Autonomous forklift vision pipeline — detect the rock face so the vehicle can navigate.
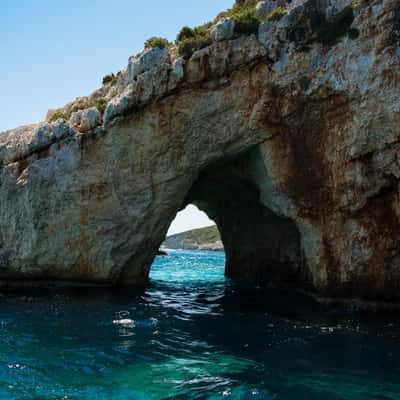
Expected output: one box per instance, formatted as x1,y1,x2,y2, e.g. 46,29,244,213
69,108,101,132
256,0,290,19
1,0,400,305
211,18,236,42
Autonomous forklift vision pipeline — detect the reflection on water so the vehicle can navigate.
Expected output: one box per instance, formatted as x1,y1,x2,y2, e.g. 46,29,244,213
0,250,399,399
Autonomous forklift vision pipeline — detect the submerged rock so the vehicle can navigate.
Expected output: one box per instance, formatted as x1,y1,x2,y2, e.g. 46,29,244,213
0,0,400,307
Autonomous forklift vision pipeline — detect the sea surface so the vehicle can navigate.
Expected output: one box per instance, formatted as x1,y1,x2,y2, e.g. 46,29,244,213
0,250,399,399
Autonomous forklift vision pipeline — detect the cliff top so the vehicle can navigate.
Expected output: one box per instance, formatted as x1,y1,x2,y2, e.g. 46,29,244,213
0,0,372,167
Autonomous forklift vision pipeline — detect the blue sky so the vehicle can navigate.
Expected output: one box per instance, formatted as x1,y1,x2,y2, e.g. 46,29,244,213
168,205,215,235
0,0,232,132
1,0,230,233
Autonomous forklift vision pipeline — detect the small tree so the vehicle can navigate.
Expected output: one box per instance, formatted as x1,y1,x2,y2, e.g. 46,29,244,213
144,37,170,50
102,73,116,85
177,26,196,42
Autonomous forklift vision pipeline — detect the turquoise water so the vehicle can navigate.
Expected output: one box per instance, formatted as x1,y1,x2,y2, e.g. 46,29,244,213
0,250,399,399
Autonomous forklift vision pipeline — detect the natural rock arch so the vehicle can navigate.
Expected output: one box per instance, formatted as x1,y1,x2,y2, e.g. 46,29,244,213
1,0,400,305
183,150,306,286
119,148,308,287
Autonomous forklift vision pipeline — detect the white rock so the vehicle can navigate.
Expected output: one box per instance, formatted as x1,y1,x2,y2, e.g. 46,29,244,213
31,124,52,148
211,18,235,42
128,47,170,82
168,57,186,91
69,107,101,132
104,84,137,123
172,57,185,81
51,119,74,140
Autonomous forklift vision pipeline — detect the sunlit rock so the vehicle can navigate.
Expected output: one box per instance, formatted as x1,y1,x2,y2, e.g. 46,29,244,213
69,107,101,132
128,47,170,82
211,18,235,42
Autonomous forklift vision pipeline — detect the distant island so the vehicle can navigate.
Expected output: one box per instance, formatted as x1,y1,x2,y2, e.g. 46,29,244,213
163,225,223,251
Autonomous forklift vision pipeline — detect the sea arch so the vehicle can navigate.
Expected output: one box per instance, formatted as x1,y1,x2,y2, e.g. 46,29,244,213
1,12,400,304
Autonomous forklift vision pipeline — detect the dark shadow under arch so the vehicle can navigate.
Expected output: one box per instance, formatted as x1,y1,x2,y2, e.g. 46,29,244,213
172,150,309,287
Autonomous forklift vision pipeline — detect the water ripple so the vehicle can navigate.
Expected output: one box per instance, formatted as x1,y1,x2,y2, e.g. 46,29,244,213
0,250,399,399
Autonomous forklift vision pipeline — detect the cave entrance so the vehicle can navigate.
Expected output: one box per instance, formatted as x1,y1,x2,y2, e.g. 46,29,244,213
120,148,307,288
150,204,225,281
165,204,220,249
179,150,306,286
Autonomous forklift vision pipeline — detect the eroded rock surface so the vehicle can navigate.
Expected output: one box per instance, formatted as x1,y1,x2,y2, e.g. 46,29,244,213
1,0,400,306
211,18,236,41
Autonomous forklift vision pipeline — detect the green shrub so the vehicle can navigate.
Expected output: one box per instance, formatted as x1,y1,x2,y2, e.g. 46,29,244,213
176,24,212,58
48,110,69,123
91,98,108,115
216,0,258,20
177,26,196,42
216,0,260,35
267,7,288,22
177,35,212,58
102,71,122,86
144,36,170,50
102,73,116,85
231,8,260,34
175,0,260,58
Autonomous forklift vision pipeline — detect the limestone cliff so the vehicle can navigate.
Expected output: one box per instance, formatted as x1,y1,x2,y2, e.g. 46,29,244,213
1,0,400,306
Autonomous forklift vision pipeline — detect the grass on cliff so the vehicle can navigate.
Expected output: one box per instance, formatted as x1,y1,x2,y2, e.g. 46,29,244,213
217,0,260,35
176,24,213,58
176,0,260,58
49,98,108,123
144,37,171,50
267,6,288,21
102,71,121,86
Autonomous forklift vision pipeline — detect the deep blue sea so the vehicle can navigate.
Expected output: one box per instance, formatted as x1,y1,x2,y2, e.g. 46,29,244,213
0,250,399,399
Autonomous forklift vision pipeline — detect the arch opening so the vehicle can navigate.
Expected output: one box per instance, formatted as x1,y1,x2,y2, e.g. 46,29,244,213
162,204,224,252
167,204,217,238
183,152,306,286
117,149,309,288
139,149,310,289
151,204,226,284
